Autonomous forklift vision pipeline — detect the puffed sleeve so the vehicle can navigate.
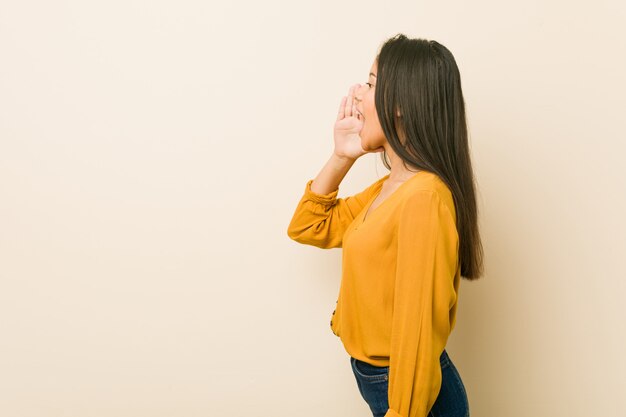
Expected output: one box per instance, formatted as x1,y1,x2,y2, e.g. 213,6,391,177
385,190,459,417
286,177,384,249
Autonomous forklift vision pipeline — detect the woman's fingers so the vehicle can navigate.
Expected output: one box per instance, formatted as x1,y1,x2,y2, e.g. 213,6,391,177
337,96,347,121
352,83,361,119
337,84,361,121
345,85,354,118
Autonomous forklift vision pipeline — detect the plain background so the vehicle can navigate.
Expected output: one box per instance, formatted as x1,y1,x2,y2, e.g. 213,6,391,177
1,1,625,416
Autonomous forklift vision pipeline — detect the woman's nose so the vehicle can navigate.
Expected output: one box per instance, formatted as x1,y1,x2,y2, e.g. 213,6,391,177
354,84,365,102
354,83,363,96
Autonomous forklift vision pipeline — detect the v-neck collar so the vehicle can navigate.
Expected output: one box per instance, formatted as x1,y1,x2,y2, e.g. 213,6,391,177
360,171,425,225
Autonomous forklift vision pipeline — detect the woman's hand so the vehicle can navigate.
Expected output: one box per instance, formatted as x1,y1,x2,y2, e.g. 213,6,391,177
333,84,381,161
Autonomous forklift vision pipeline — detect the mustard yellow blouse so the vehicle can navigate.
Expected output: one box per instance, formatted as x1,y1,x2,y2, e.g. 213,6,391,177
287,171,461,417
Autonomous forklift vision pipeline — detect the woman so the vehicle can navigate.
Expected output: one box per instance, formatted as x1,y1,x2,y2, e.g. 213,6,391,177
287,33,484,417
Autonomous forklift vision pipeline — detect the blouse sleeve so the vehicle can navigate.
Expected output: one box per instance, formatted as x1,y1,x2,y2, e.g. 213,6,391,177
385,190,459,417
286,177,384,249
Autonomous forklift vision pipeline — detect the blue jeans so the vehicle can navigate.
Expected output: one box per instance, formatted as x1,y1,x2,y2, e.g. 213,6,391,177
350,349,469,417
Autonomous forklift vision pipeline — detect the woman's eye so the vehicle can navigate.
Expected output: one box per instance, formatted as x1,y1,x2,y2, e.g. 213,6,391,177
365,82,373,88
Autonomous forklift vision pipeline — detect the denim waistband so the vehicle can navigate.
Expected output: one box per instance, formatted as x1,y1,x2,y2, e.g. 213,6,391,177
354,349,450,369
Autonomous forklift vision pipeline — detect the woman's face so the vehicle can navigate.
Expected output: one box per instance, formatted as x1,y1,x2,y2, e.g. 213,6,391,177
355,59,387,151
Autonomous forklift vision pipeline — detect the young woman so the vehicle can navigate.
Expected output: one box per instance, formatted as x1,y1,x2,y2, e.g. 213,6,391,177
287,33,484,417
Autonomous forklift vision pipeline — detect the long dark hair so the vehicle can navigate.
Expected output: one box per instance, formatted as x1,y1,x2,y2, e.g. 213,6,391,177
375,33,484,281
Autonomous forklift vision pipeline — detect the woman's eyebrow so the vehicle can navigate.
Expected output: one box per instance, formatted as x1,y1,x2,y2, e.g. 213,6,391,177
369,73,377,78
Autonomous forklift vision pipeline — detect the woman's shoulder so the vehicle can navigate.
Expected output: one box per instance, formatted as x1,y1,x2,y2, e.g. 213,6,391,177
402,171,456,217
403,171,452,197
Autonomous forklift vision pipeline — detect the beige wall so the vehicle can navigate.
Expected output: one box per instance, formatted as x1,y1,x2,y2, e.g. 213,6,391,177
1,1,625,416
